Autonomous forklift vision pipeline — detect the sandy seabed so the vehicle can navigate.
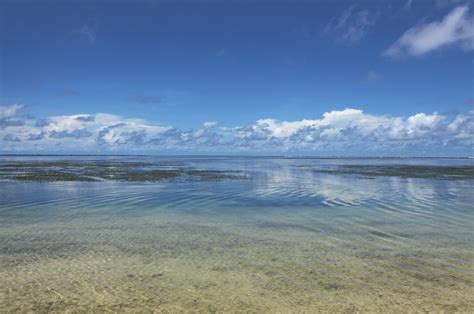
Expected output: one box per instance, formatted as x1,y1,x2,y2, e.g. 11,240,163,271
1,214,473,313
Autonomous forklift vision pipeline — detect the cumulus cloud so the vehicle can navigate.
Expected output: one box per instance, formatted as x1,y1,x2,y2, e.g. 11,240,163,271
50,129,93,139
0,104,472,155
27,131,46,141
447,112,474,139
203,121,219,128
235,109,448,145
325,6,379,44
35,119,50,127
0,104,24,119
3,134,21,142
0,104,25,129
384,5,474,57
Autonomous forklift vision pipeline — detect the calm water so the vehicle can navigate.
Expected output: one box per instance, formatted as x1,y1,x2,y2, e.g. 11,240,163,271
1,156,473,312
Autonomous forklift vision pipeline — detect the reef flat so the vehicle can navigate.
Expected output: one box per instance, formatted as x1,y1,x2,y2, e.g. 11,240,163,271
0,160,249,182
304,164,474,180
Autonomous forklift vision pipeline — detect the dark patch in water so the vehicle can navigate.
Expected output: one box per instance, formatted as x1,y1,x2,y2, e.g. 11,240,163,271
0,160,250,182
308,165,474,180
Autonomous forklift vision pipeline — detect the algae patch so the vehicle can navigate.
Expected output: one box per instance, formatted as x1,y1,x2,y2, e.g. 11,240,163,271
0,160,250,182
306,165,474,180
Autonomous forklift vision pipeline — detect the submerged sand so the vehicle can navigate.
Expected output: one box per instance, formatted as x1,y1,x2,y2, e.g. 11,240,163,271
1,213,473,312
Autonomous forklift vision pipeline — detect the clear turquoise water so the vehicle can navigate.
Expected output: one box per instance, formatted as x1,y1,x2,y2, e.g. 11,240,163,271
1,157,473,312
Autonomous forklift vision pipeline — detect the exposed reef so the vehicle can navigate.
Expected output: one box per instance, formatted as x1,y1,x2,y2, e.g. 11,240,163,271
306,164,474,180
0,160,250,182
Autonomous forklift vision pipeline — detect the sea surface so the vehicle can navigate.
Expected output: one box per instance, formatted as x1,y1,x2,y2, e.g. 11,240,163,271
1,156,473,312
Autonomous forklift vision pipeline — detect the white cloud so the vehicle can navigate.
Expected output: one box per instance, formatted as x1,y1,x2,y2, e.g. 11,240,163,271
384,5,474,57
0,104,24,119
254,118,317,139
325,6,379,44
403,0,413,11
79,18,98,44
242,109,447,143
0,104,26,129
45,114,95,133
364,71,384,83
203,121,219,128
0,104,472,155
447,111,474,139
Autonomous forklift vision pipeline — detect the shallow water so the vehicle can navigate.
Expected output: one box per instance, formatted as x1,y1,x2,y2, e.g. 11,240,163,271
1,156,473,312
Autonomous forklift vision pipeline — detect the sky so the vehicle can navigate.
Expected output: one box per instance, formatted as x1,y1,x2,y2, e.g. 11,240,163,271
0,0,473,156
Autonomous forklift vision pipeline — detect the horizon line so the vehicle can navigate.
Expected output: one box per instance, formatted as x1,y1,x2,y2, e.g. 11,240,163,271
0,154,472,159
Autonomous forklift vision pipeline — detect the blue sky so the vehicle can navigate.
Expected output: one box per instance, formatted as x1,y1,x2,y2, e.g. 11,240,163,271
0,0,473,155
